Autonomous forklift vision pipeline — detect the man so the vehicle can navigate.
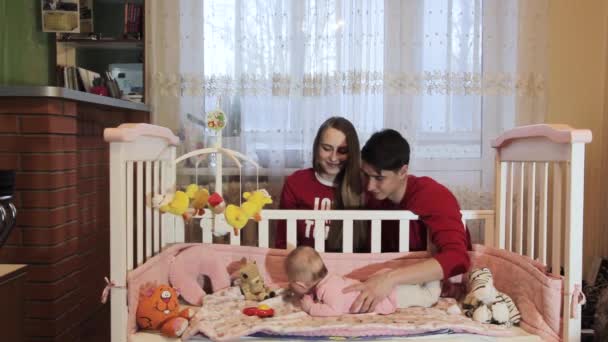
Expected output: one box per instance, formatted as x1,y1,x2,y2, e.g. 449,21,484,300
344,129,471,313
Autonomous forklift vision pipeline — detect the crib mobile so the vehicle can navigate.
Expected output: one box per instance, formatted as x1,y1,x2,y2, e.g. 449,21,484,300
149,108,271,238
151,179,272,236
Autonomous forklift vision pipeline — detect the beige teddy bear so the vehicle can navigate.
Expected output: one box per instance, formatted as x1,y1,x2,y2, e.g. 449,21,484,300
233,258,276,301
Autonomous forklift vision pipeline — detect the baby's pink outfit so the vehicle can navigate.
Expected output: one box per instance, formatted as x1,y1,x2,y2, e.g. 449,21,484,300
306,274,397,316
304,274,441,317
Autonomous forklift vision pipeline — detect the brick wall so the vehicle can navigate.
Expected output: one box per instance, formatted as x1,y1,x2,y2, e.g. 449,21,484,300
0,97,149,341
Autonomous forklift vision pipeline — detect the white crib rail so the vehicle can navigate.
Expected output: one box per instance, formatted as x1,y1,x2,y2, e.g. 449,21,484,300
199,209,495,253
262,210,419,253
105,124,179,342
493,124,592,342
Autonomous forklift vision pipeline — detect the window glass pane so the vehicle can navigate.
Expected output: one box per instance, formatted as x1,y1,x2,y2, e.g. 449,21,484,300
451,95,480,133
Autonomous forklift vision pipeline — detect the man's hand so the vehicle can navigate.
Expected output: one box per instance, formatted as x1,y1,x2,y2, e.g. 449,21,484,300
342,272,394,313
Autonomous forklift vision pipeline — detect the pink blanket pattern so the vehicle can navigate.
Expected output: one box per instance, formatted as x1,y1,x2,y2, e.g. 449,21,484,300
182,287,517,341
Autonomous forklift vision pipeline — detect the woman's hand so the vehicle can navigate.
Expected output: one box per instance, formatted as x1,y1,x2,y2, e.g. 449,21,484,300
342,271,394,313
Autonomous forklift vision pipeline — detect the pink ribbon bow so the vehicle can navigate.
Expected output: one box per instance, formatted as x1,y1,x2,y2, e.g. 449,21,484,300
100,277,126,304
570,284,586,319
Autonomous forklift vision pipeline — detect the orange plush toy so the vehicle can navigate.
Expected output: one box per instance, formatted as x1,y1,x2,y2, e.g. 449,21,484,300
136,283,195,337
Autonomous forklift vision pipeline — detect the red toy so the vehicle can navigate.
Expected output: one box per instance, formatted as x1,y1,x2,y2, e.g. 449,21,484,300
208,192,226,214
243,304,275,318
90,77,109,96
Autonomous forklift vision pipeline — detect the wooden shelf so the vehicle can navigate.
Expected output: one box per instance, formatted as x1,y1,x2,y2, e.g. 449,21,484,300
54,1,146,103
0,86,149,112
56,39,143,50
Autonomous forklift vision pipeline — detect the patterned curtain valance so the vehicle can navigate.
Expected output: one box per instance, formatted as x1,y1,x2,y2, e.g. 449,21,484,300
153,71,545,98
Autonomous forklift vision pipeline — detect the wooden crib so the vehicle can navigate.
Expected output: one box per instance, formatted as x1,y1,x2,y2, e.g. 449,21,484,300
104,123,592,341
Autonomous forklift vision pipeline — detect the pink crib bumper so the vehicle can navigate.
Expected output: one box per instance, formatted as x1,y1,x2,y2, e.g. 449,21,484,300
125,243,562,341
469,245,562,341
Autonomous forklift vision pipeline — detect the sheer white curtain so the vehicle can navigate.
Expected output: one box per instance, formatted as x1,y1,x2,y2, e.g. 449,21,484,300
146,0,548,209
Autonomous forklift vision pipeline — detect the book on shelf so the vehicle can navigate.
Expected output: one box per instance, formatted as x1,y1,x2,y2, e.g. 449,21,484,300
57,65,123,100
77,67,100,92
123,2,143,38
57,65,86,92
61,66,77,90
105,71,122,99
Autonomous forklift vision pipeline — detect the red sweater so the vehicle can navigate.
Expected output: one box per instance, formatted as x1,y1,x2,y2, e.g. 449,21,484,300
366,175,471,279
274,168,334,249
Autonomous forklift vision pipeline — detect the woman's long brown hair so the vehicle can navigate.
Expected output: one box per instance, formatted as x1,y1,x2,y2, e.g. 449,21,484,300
312,117,368,252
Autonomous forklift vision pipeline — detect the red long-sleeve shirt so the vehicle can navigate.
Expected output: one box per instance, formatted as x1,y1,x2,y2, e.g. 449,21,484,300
366,175,471,279
274,168,334,249
274,171,470,278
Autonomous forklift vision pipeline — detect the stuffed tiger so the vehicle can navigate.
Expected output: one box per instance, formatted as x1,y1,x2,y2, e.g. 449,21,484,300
462,267,521,327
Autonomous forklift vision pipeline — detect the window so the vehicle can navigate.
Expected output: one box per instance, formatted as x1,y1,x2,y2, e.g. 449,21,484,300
186,0,545,194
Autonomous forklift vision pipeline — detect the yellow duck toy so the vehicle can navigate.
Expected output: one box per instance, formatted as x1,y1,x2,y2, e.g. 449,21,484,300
241,190,273,222
159,191,190,220
184,184,199,199
224,204,249,235
224,189,272,236
154,184,210,222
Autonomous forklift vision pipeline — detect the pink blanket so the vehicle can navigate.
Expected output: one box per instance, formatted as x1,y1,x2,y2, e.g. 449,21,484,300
181,287,518,341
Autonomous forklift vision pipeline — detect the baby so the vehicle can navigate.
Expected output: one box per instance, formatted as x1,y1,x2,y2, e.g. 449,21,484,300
285,246,441,316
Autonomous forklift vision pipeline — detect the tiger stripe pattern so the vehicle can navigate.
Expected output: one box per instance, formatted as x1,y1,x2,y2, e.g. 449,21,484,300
463,267,521,326
494,292,521,325
469,267,497,303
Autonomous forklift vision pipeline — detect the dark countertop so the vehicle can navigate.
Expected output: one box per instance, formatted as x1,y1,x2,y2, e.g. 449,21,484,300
0,86,149,112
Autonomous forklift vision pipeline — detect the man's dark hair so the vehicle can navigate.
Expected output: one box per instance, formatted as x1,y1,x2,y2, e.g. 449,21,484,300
361,129,410,173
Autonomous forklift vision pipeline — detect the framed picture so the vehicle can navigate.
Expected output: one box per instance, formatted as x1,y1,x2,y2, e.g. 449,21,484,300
41,0,80,33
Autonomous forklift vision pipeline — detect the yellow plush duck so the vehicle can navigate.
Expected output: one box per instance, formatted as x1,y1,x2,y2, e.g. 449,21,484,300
224,204,249,235
159,191,190,220
241,189,273,222
184,184,199,199
224,189,273,235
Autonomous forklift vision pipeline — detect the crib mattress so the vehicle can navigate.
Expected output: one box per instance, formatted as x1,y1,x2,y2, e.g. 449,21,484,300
131,327,540,342
129,297,540,342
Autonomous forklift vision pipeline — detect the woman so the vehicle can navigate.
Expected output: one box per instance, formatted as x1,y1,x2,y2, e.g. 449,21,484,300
274,116,367,252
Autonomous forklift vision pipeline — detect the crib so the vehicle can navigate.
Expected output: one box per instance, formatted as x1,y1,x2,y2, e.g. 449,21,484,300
104,123,592,342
